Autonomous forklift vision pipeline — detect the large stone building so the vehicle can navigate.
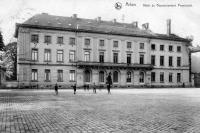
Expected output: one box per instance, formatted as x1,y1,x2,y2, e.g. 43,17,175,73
14,13,192,88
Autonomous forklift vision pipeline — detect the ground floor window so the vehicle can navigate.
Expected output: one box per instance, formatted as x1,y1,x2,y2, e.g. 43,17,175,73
139,72,145,83
44,69,50,81
99,71,104,82
113,71,118,83
160,72,164,83
70,70,75,81
177,73,181,83
57,70,63,82
127,71,131,82
169,73,173,83
84,70,91,82
31,69,38,81
151,72,156,82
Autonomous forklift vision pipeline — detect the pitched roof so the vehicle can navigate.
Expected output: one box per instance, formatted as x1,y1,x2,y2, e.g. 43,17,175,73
15,13,191,42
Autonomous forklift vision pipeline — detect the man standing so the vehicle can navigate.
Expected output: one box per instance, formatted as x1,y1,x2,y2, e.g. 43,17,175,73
55,83,58,95
72,83,77,95
93,83,96,94
106,72,112,94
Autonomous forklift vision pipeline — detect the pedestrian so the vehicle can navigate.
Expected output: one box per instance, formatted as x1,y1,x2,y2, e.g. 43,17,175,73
93,83,96,94
55,83,58,95
72,83,76,94
106,72,112,94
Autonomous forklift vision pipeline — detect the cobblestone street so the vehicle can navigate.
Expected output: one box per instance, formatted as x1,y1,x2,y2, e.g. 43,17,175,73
1,88,200,133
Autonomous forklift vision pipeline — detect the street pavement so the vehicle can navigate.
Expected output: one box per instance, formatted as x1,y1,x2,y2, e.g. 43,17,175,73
0,88,200,133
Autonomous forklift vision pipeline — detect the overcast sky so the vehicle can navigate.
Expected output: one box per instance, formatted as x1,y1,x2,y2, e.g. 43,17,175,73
0,0,200,50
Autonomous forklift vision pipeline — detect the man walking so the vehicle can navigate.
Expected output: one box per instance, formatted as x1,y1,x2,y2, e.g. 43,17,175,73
55,83,58,95
93,83,96,94
72,83,77,95
106,72,112,94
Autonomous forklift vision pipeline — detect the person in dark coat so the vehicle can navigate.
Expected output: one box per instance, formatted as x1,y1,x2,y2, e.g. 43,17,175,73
72,83,77,94
55,83,58,95
93,83,96,94
106,72,112,94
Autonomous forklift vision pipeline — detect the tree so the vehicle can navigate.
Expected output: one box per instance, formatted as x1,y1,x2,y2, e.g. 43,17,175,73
0,31,5,51
3,42,17,80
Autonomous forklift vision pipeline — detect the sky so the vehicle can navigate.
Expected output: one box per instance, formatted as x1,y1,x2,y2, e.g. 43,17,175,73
0,0,200,50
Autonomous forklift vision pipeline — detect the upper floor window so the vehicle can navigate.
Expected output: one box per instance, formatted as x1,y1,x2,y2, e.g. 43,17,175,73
57,37,63,44
44,49,51,62
99,52,104,63
169,56,173,67
84,51,90,62
139,54,144,64
169,45,173,52
177,57,181,67
160,45,164,51
31,69,38,81
69,37,75,45
31,34,39,43
85,38,90,46
69,51,75,62
177,46,181,52
57,50,64,62
127,42,132,49
44,69,51,82
151,55,156,66
113,41,118,48
113,53,118,63
127,54,131,64
140,43,144,49
31,49,38,61
70,70,75,81
151,44,156,50
44,35,51,44
160,56,164,66
99,40,105,47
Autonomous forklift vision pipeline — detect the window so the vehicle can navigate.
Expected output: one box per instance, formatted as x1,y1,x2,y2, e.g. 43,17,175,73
140,43,144,49
99,71,104,82
177,73,181,83
151,44,156,50
113,53,118,63
31,49,38,61
113,71,118,83
85,38,90,46
70,70,75,81
127,71,131,82
160,56,164,66
57,50,64,62
57,37,63,44
169,56,173,67
177,46,181,52
99,52,104,63
84,70,90,82
113,41,118,48
44,35,51,44
44,49,51,62
177,57,181,67
69,37,75,45
69,51,75,62
151,72,156,82
151,55,156,66
31,69,38,81
127,54,131,64
84,51,90,62
139,54,144,64
31,34,39,43
139,72,144,83
160,45,164,51
57,70,63,82
160,72,164,83
169,45,173,52
44,69,50,81
169,73,173,82
127,42,132,48
99,40,104,47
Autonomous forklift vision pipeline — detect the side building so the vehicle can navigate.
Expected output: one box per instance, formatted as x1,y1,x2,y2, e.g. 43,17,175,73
14,13,192,88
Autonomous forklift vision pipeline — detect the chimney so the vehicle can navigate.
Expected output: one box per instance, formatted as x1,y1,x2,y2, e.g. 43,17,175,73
112,19,117,23
142,23,149,30
72,14,77,19
167,19,171,35
97,17,101,22
132,21,138,28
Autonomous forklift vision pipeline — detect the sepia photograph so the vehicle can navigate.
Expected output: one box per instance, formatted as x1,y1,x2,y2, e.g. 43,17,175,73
0,0,200,132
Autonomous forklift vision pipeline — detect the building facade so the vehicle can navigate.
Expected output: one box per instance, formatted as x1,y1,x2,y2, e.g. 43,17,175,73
15,13,192,88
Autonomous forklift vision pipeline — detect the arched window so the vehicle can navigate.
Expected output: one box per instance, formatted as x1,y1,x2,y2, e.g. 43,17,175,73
139,72,145,83
127,71,131,82
113,71,118,83
84,70,90,82
99,71,104,82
